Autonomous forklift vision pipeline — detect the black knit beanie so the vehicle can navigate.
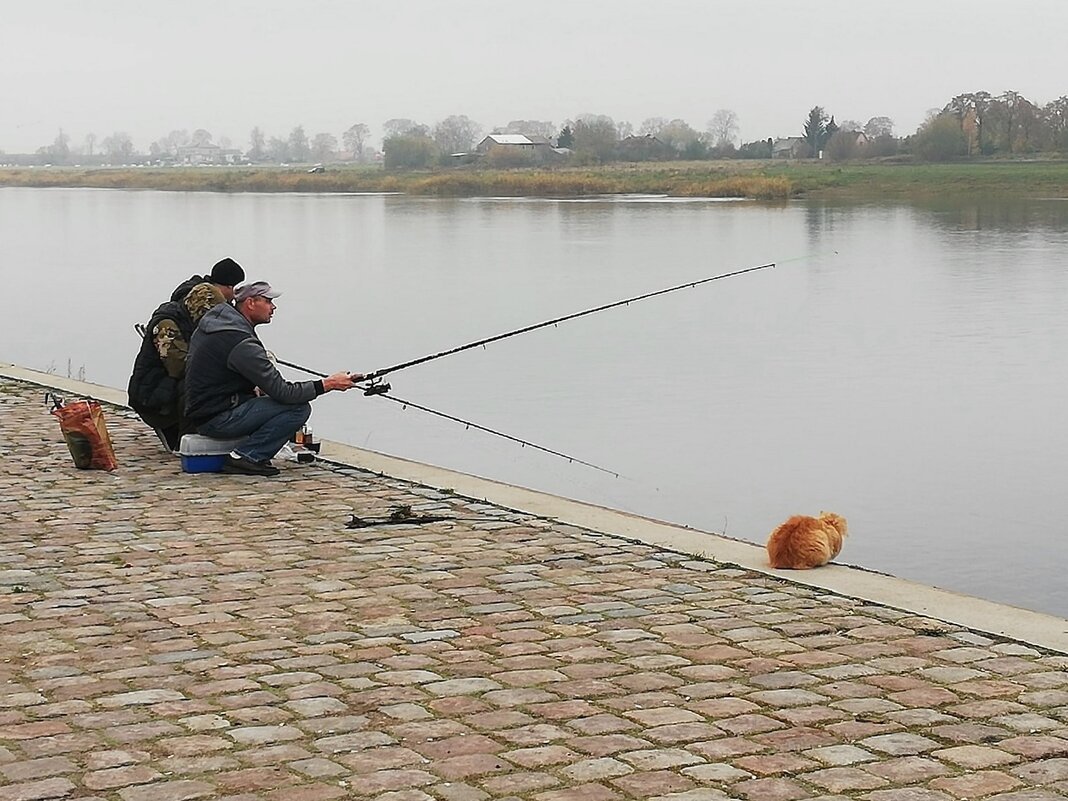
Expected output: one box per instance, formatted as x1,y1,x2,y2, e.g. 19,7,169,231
209,257,245,287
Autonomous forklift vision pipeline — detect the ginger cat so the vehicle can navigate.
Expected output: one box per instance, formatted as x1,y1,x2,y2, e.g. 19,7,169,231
766,512,848,569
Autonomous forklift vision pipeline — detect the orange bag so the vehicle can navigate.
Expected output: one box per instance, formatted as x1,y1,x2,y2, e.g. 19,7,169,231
47,393,119,471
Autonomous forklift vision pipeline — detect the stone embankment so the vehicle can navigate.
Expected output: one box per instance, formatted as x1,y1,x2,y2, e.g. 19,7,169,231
1,371,1066,801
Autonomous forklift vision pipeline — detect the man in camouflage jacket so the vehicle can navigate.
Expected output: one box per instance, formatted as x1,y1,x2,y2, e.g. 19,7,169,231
128,283,226,450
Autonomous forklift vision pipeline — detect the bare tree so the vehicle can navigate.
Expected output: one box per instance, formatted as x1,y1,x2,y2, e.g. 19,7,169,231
84,133,97,157
149,130,188,159
496,120,556,139
863,117,894,137
249,127,266,161
36,130,70,163
311,132,338,162
432,114,482,155
343,123,370,161
51,129,70,161
101,132,135,161
639,117,667,136
162,130,189,155
616,120,634,140
989,90,1038,153
191,129,212,147
288,126,310,162
267,137,289,162
382,118,428,139
824,129,862,161
706,109,739,148
658,119,701,154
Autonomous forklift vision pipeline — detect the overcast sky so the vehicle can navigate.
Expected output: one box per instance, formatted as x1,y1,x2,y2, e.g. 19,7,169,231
4,0,1067,154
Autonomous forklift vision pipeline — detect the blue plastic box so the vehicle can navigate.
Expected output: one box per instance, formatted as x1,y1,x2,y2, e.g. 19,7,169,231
178,434,246,474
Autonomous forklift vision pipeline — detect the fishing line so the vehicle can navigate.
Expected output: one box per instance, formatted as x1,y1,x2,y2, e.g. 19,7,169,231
275,257,786,477
274,357,621,477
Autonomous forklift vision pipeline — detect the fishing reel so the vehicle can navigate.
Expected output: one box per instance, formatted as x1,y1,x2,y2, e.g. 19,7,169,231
363,380,391,396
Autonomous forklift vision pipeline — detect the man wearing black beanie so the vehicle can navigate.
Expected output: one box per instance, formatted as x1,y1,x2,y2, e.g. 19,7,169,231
208,257,245,300
171,257,246,304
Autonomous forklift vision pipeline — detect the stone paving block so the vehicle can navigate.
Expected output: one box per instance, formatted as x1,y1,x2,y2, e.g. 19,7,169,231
0,756,77,782
228,725,304,746
479,771,559,795
1011,757,1068,784
931,744,1020,768
731,776,810,801
265,783,348,801
861,733,942,756
862,790,957,801
804,766,890,792
642,721,725,744
610,769,695,797
929,769,1024,798
431,752,510,781
560,757,633,781
429,782,488,801
116,780,215,801
0,778,77,801
82,765,163,790
998,733,1068,758
648,790,732,801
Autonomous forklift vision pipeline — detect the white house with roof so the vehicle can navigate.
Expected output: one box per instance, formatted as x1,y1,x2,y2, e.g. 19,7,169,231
475,133,567,164
476,134,542,152
176,143,244,165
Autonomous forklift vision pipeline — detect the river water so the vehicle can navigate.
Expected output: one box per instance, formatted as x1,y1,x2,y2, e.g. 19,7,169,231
3,187,1067,617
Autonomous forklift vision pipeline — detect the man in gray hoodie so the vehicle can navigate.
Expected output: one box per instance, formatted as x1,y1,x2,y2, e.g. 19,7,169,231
185,281,360,476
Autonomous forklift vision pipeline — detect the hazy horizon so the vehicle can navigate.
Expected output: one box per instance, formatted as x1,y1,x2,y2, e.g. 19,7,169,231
4,0,1068,154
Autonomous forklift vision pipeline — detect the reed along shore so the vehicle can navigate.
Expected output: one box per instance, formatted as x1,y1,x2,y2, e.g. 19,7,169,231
4,160,1068,200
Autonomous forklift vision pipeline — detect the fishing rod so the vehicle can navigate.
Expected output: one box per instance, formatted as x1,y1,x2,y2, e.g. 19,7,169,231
274,357,620,477
362,261,775,382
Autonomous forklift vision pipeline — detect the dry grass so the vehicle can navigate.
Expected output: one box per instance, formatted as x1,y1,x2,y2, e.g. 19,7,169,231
5,160,1068,200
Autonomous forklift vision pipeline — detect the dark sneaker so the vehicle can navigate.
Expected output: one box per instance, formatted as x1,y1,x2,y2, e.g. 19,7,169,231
221,453,280,476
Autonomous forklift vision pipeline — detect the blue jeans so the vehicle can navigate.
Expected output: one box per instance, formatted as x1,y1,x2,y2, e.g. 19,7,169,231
198,397,311,463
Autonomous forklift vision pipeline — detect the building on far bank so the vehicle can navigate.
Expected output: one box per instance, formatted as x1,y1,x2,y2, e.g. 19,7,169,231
475,134,567,166
772,137,808,158
176,143,245,165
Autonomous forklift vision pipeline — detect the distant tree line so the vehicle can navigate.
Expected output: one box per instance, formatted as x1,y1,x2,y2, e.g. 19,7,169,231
9,90,1068,168
909,91,1068,161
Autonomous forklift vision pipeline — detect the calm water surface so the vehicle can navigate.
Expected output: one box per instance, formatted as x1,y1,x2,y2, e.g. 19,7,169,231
3,187,1067,616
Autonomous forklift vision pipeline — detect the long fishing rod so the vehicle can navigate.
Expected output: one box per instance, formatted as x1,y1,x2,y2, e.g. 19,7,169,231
363,261,775,382
274,357,620,477
275,260,778,475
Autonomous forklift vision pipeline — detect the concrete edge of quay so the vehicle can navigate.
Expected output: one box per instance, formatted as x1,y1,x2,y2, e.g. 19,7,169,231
4,359,1066,656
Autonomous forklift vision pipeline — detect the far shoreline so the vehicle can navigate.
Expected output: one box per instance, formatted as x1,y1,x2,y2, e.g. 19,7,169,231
3,159,1068,201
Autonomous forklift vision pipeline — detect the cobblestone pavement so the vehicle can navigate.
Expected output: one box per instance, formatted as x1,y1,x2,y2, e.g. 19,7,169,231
2,376,1068,801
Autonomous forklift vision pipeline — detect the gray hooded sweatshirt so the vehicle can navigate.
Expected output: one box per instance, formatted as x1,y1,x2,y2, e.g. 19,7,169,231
184,302,324,424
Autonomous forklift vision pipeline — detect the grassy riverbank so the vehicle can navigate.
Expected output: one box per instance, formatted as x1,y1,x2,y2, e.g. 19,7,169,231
3,160,1068,200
